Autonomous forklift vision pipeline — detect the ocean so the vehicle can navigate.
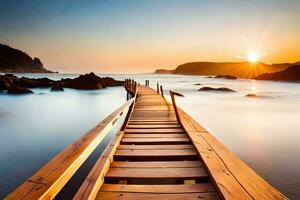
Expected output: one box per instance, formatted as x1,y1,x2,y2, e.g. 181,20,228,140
0,73,299,199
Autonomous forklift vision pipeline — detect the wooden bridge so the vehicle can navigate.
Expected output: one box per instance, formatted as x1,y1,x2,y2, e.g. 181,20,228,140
5,79,288,200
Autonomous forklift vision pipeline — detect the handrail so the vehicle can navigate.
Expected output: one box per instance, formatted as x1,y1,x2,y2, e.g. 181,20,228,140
166,88,287,200
73,85,139,200
5,98,135,200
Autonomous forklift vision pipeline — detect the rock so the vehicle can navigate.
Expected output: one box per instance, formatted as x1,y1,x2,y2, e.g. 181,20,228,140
101,77,124,87
0,73,123,93
198,86,236,92
205,76,213,78
245,93,257,97
194,83,202,85
16,77,53,88
7,85,33,94
255,65,300,81
215,75,237,79
61,72,104,89
0,74,17,90
0,44,52,73
51,85,64,92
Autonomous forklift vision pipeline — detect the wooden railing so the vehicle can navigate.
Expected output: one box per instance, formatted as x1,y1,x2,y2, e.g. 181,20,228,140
73,84,138,200
167,87,287,200
5,85,137,200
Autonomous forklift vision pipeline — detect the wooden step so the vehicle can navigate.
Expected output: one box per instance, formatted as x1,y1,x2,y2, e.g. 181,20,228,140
125,129,185,133
105,167,208,179
118,144,194,150
100,183,216,193
126,124,181,129
111,161,203,168
121,137,190,144
115,149,198,157
123,134,188,138
97,192,220,200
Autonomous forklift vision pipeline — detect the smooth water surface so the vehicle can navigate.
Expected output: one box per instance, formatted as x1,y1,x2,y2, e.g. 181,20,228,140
0,75,126,198
0,73,299,199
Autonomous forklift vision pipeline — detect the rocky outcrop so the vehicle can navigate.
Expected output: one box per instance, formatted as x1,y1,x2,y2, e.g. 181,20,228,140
7,85,33,94
255,65,300,82
0,73,124,94
245,94,257,98
0,44,52,73
51,85,64,92
215,75,237,79
198,86,236,92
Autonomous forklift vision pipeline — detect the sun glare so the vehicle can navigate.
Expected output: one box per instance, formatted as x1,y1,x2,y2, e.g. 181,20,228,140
248,52,259,63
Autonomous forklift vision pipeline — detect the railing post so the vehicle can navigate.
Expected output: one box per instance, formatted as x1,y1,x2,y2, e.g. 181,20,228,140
169,90,181,125
160,85,164,97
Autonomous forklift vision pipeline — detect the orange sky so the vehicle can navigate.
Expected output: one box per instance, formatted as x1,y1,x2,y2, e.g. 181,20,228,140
1,1,300,73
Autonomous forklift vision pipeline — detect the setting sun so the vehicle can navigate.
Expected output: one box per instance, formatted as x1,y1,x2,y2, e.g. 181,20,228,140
248,52,259,63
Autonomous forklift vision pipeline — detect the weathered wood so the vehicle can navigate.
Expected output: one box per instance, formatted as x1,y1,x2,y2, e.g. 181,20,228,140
100,183,216,193
125,128,185,133
121,137,190,143
96,192,220,200
177,106,288,200
123,134,188,138
111,161,203,168
5,99,135,200
115,149,197,157
105,167,208,179
118,144,194,150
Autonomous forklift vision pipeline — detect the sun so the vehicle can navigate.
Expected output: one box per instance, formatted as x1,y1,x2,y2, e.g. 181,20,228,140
247,52,259,63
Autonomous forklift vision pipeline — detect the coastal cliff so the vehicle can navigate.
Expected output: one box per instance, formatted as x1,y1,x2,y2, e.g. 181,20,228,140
255,65,300,81
154,61,298,78
0,44,52,73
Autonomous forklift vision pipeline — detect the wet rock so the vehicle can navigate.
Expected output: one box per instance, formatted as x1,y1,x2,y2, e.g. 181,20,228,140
245,93,257,97
198,86,236,92
51,85,64,92
7,85,33,94
215,75,237,79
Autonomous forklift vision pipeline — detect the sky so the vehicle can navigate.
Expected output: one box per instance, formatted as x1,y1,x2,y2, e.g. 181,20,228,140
0,0,300,73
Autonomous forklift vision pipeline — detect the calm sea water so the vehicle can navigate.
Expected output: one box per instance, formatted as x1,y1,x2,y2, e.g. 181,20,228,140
0,73,299,199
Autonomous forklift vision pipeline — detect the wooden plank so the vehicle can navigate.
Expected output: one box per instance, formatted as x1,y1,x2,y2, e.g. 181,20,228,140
177,101,288,199
100,183,216,193
118,144,194,150
125,128,185,133
121,137,190,143
115,149,197,157
111,161,203,168
96,192,220,200
5,99,135,200
126,124,181,129
105,167,208,179
123,134,188,138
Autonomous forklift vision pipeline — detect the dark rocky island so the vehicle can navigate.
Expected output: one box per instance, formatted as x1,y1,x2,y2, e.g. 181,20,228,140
154,61,300,78
0,44,52,73
255,65,300,82
198,86,236,92
215,75,237,79
0,73,123,94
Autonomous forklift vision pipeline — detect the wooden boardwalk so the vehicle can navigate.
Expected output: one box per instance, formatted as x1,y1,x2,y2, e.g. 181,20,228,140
5,80,288,200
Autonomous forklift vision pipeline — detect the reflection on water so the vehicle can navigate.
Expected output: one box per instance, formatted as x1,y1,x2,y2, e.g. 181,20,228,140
0,83,126,198
0,73,299,198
